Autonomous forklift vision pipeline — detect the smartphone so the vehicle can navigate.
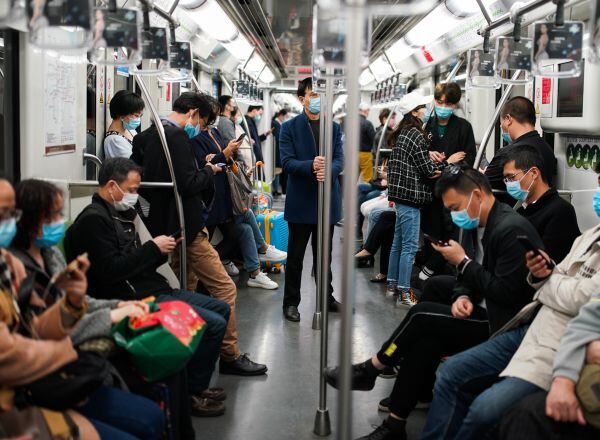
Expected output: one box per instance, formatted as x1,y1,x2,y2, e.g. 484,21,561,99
45,253,88,300
424,233,449,247
170,229,183,240
516,235,555,269
236,133,246,142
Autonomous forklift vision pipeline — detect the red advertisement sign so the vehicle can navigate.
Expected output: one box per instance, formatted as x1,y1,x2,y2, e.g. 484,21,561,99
542,78,552,104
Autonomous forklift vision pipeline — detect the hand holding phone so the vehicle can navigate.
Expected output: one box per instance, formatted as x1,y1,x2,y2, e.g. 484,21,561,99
236,133,246,142
424,233,449,247
170,229,182,240
516,235,555,269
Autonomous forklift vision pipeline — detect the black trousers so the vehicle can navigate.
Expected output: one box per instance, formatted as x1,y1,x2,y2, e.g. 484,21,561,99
499,392,600,440
283,222,335,308
376,278,489,418
363,210,395,275
420,197,458,273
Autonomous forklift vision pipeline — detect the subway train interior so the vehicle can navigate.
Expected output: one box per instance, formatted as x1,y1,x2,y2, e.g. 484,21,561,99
1,0,600,439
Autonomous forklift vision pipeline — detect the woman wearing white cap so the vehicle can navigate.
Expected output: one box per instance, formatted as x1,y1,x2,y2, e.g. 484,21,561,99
385,91,463,307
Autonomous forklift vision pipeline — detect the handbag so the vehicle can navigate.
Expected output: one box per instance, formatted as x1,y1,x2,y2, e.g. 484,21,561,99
227,161,254,215
0,406,79,439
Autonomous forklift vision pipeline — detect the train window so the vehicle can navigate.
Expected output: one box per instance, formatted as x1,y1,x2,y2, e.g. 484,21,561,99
557,61,585,118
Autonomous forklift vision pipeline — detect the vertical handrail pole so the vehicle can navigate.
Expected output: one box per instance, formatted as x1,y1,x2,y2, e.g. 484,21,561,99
444,55,464,83
312,82,329,331
191,75,201,92
338,1,365,438
313,67,334,436
134,74,187,283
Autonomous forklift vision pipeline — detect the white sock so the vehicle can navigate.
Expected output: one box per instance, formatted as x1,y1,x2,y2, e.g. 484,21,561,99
418,267,434,281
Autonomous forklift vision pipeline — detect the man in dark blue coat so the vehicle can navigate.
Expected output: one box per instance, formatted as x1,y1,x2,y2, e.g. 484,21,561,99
279,77,344,322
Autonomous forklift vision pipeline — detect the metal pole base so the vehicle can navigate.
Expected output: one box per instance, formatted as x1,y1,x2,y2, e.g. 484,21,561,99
313,408,331,436
312,312,322,330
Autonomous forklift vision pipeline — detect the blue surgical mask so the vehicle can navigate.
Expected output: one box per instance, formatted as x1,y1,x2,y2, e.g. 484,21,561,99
502,131,512,143
422,111,430,124
451,192,481,230
34,219,66,249
308,97,321,115
593,188,600,218
434,106,453,120
254,114,262,122
505,169,534,201
0,218,17,248
122,117,141,131
184,122,200,139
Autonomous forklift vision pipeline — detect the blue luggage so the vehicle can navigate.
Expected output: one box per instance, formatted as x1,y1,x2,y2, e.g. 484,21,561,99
256,210,288,271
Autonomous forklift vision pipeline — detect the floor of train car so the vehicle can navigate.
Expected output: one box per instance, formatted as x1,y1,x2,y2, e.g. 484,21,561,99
197,199,427,439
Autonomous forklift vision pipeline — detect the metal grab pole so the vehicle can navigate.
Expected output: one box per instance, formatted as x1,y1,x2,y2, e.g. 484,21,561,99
445,55,464,83
134,74,187,284
314,69,335,437
338,2,364,439
473,70,522,170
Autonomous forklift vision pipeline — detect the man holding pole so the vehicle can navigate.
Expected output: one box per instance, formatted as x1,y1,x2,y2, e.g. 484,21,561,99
279,77,344,322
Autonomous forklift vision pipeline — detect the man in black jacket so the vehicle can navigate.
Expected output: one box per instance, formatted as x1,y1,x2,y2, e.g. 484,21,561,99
65,158,229,416
244,105,272,164
325,167,544,440
419,82,477,283
358,102,376,182
131,92,267,376
485,96,557,190
502,145,580,262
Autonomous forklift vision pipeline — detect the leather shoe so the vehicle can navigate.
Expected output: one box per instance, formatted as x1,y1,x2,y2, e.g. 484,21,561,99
325,361,378,391
220,353,267,376
328,299,342,313
283,305,300,322
200,387,226,401
190,396,225,417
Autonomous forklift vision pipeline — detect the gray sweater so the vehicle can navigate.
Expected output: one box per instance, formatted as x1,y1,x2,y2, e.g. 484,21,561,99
553,293,600,382
217,116,236,145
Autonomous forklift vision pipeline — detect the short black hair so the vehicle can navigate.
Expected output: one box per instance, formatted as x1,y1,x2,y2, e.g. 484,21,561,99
501,96,536,126
278,109,288,117
196,93,219,125
247,105,263,113
14,179,62,250
434,82,461,105
435,165,492,198
378,108,391,124
218,95,233,113
173,91,204,114
109,90,145,119
297,77,312,97
502,145,548,183
98,158,142,186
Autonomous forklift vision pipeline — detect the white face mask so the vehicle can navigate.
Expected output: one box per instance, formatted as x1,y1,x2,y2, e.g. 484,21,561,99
112,183,139,211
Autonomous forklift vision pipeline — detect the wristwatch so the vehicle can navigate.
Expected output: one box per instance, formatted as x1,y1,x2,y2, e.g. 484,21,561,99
456,256,472,274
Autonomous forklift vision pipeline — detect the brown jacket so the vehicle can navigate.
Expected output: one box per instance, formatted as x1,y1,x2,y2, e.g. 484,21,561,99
0,300,78,387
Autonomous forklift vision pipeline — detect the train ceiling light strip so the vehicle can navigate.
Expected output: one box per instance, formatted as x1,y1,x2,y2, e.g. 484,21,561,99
185,0,239,43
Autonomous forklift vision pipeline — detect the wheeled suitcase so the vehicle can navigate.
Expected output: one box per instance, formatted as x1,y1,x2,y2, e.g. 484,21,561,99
251,161,272,214
256,210,288,272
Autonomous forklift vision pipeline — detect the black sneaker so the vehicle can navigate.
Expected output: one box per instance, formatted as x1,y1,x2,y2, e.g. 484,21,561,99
378,396,390,412
379,366,396,379
219,353,267,376
325,361,378,391
355,419,406,440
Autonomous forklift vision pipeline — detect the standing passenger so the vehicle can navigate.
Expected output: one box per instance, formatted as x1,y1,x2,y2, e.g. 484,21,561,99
358,102,376,183
280,77,344,322
244,105,273,164
217,95,237,145
272,109,288,196
102,90,145,160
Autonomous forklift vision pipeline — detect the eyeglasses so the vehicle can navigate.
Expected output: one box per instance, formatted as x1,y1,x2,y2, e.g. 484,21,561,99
503,169,530,183
0,209,22,222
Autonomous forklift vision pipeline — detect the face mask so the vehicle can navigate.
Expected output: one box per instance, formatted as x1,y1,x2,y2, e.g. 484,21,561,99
0,218,17,248
422,111,430,124
236,116,244,125
593,187,600,218
122,117,141,131
505,169,535,201
435,106,453,120
451,192,482,230
254,114,262,122
34,219,65,249
111,183,139,211
308,97,321,115
184,121,200,139
502,131,512,143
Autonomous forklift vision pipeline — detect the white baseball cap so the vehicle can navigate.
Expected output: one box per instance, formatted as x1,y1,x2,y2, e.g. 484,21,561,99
397,91,432,116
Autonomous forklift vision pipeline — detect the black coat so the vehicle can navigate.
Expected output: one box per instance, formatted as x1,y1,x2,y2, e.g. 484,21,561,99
454,201,545,333
131,120,215,242
359,115,375,152
517,188,580,263
425,114,477,167
244,116,265,163
64,194,173,301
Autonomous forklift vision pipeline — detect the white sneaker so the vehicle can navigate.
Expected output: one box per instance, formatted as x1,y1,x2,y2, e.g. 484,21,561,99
223,260,239,276
258,245,287,263
247,271,279,290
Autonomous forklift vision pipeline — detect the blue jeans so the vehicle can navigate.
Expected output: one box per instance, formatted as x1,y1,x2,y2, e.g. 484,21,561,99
386,203,420,291
234,210,266,272
79,386,165,439
366,206,392,236
157,289,229,395
421,325,540,440
357,183,382,234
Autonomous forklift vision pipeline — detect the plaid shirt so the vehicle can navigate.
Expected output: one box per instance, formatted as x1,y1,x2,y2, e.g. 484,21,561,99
387,127,443,207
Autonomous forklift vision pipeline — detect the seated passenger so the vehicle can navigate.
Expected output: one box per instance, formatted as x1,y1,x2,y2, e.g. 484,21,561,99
485,96,557,190
64,158,232,417
499,293,600,439
325,167,542,440
502,145,580,262
0,178,164,439
355,209,395,282
103,90,145,160
356,162,388,241
421,163,600,439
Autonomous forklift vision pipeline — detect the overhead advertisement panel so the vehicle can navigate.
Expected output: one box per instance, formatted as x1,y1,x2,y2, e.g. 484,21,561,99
271,0,313,71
